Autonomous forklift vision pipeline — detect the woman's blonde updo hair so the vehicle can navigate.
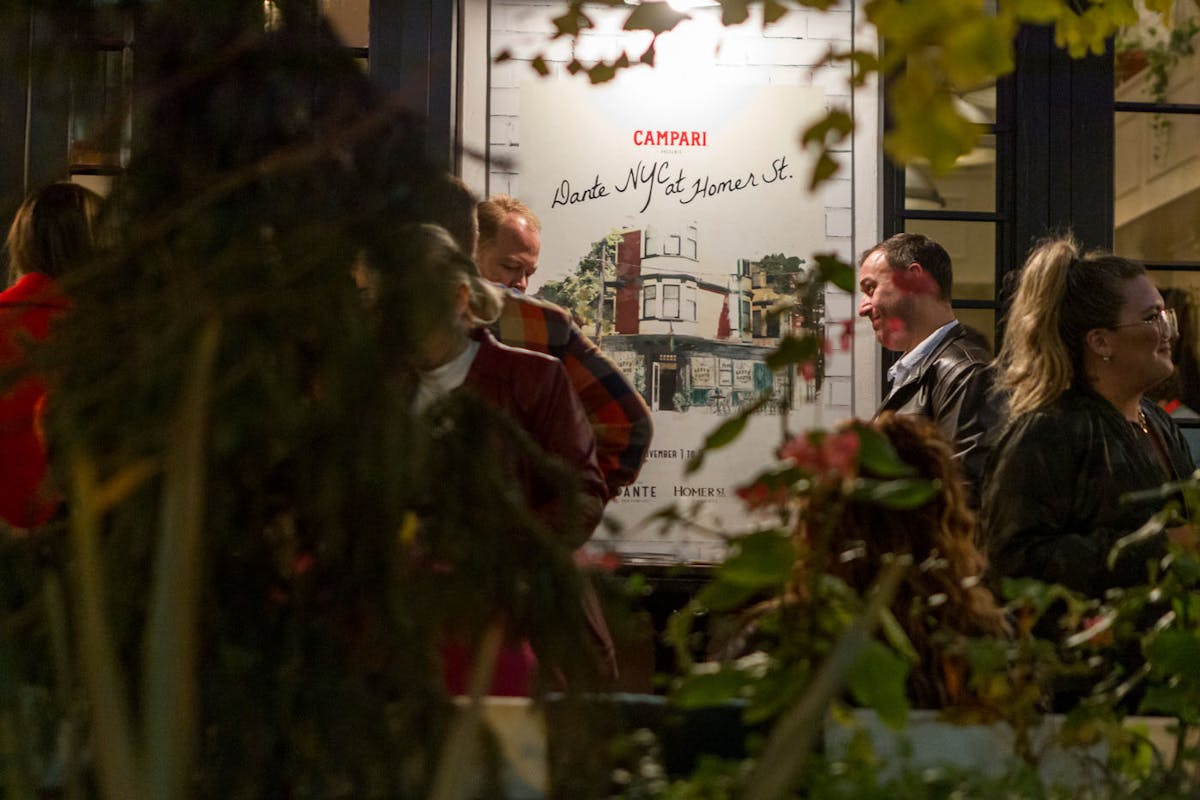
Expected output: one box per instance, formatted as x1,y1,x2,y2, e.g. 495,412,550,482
997,236,1145,417
6,181,102,285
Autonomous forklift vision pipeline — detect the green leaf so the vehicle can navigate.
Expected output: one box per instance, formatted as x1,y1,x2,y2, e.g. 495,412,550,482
765,334,819,372
848,477,937,509
854,426,914,479
943,17,1015,87
1146,629,1200,678
1138,684,1197,720
809,150,841,189
552,10,591,38
494,49,513,63
847,639,910,727
999,577,1084,616
695,578,762,613
640,42,657,66
763,0,788,25
885,67,980,172
588,61,617,84
801,110,855,147
1012,0,1064,25
672,667,754,709
1169,549,1200,587
720,0,750,26
718,531,796,589
877,607,919,663
813,253,855,292
531,56,550,76
623,1,689,34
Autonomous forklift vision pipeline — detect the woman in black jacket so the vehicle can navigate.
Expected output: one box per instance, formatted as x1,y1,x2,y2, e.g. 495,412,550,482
980,236,1195,598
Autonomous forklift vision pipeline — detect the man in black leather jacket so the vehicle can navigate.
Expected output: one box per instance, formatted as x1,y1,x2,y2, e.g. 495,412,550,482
858,233,1004,506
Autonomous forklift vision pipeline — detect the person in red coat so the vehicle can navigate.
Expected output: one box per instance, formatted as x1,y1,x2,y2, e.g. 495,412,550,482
358,224,610,695
0,182,100,529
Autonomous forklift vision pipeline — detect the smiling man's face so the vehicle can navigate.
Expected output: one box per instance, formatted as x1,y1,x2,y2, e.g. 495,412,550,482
857,250,917,352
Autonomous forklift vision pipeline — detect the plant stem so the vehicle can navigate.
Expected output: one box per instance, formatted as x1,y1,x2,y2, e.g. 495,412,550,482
142,316,221,800
742,555,911,800
428,618,506,800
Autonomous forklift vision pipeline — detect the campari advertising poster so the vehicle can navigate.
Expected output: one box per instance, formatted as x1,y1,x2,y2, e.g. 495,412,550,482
519,78,827,561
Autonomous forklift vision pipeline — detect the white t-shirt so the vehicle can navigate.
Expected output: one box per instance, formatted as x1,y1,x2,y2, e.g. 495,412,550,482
413,339,480,414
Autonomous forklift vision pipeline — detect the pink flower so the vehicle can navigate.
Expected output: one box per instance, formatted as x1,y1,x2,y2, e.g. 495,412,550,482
735,481,791,510
821,430,860,476
574,549,622,573
779,433,821,470
839,320,853,351
800,361,817,382
778,429,861,482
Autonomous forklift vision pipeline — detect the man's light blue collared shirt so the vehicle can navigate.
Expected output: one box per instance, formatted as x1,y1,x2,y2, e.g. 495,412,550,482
886,319,958,388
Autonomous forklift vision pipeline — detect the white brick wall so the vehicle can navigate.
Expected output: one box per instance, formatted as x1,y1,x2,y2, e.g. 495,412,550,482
488,1,862,266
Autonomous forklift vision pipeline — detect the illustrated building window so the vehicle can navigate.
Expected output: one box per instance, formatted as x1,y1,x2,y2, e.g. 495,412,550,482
643,228,656,257
718,358,733,387
663,284,681,319
684,284,697,321
686,225,698,259
666,233,681,256
741,298,752,334
643,283,657,318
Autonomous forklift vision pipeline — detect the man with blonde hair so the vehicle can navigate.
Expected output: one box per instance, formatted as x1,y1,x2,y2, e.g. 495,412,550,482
470,193,652,499
476,194,541,292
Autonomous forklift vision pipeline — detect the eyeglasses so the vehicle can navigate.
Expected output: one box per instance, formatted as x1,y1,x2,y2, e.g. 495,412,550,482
1111,307,1179,341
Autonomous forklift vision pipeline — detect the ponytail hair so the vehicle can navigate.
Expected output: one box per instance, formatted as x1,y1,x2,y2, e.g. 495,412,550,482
997,236,1144,416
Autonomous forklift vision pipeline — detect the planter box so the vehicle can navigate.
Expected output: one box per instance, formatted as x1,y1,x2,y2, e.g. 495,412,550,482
823,708,1191,790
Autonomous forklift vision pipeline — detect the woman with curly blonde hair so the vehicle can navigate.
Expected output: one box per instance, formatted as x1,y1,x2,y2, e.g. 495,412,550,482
818,413,1009,707
720,413,1008,708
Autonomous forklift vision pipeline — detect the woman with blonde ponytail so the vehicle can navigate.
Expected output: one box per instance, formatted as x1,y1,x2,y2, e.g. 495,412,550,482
980,236,1196,597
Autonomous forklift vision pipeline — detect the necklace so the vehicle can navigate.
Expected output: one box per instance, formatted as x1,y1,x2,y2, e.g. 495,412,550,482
1136,410,1150,435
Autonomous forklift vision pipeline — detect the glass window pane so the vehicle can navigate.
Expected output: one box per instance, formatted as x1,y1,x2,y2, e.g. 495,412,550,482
322,0,370,49
643,284,656,317
902,219,995,301
69,47,132,169
905,135,995,213
1116,110,1200,262
1115,3,1200,262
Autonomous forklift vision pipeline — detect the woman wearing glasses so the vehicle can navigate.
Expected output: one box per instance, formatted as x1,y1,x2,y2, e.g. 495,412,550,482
980,236,1195,598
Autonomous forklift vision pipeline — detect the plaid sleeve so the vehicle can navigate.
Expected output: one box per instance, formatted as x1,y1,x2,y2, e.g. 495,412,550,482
492,293,653,494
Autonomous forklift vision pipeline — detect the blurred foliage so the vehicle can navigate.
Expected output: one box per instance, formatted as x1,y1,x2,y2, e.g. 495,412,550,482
518,0,1187,186
0,1,611,798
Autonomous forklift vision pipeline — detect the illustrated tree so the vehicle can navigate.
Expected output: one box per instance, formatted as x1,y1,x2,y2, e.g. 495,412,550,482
536,233,620,335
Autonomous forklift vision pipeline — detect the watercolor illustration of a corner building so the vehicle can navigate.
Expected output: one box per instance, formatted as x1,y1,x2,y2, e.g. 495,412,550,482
537,222,824,416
